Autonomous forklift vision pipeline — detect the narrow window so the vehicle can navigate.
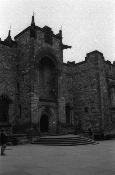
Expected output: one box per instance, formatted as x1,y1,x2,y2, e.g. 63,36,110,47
84,107,88,113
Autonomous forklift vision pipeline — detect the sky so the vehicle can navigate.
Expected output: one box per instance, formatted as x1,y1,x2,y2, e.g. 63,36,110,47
0,0,115,63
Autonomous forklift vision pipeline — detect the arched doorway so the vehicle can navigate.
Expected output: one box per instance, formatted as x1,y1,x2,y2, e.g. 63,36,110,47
0,94,12,122
40,114,49,132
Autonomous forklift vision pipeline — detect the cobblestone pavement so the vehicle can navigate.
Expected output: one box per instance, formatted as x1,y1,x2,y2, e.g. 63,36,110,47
0,140,115,175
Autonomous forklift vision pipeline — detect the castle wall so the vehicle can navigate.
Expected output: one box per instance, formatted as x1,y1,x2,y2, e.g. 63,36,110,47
72,53,102,131
14,30,32,127
97,53,111,132
0,20,114,135
0,44,16,125
63,63,74,125
104,61,115,130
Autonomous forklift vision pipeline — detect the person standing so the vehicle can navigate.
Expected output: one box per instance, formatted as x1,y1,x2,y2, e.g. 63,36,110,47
0,128,7,156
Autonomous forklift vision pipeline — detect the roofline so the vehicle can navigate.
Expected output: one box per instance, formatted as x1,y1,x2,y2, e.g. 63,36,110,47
86,50,103,57
14,25,61,40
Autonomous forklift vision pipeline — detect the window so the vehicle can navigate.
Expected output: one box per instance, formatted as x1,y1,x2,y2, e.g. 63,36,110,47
84,107,88,113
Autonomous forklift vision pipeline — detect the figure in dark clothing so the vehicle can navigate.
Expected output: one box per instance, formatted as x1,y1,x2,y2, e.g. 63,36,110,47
0,128,7,155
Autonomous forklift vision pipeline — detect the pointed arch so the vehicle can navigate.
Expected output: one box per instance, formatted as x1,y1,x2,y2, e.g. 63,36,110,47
35,47,62,72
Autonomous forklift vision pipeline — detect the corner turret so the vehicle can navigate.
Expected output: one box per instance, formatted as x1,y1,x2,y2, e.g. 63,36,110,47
30,13,36,38
31,13,35,26
2,29,16,47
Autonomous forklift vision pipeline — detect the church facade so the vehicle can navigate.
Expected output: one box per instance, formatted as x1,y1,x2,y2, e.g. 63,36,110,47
0,16,115,135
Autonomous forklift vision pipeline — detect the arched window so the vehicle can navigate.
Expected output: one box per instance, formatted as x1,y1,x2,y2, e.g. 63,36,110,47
39,57,58,100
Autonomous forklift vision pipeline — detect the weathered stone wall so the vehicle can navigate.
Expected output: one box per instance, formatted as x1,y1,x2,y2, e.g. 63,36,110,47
15,30,32,127
63,51,113,133
73,52,102,131
104,61,115,129
0,21,114,135
63,63,74,125
0,44,16,124
97,53,111,132
15,26,64,132
33,27,64,130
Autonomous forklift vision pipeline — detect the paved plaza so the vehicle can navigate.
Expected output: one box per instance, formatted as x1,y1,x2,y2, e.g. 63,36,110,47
0,140,115,175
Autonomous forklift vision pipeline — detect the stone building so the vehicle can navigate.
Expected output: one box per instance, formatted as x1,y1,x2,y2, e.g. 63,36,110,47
0,15,115,135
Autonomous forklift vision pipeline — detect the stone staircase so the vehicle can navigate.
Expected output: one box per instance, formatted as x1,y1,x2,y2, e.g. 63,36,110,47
32,134,97,146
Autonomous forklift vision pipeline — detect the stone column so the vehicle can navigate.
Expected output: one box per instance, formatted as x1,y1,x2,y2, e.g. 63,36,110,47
30,92,39,124
58,97,66,124
58,75,66,125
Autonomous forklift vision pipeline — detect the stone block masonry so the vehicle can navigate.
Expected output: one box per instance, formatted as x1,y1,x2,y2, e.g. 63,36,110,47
0,16,114,135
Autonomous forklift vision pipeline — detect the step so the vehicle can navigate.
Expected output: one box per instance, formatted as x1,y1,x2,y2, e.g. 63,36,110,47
38,138,94,142
32,134,96,146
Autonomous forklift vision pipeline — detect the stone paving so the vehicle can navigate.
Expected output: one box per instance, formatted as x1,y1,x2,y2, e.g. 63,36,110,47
0,140,115,175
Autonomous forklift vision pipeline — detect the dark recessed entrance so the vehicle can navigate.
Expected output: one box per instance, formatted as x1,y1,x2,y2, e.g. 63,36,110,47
0,94,11,122
66,105,71,125
40,114,49,132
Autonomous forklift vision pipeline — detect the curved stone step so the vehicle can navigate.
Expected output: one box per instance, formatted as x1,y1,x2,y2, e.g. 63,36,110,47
32,134,97,146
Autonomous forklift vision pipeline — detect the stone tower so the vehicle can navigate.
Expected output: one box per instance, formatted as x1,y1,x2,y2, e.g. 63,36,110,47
13,15,71,133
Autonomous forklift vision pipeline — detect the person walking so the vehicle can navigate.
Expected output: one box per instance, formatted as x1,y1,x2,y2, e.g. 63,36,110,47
0,128,7,156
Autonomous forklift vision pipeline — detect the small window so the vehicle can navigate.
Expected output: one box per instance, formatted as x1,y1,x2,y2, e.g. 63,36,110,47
17,82,19,90
84,107,88,113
